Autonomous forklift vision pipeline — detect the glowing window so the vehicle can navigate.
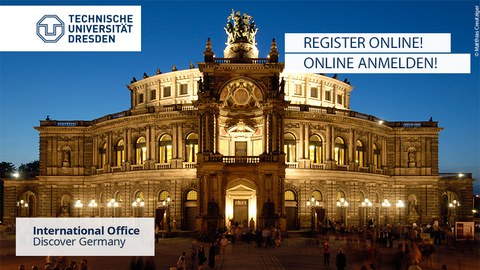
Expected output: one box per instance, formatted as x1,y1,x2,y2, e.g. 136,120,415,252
285,190,296,201
158,191,170,201
309,135,323,164
312,190,322,201
159,134,172,163
186,190,197,201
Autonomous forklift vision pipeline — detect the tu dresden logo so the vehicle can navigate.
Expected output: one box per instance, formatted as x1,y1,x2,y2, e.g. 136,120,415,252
37,15,65,43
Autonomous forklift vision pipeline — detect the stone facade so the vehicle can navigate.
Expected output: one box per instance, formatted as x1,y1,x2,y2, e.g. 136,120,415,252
2,11,474,232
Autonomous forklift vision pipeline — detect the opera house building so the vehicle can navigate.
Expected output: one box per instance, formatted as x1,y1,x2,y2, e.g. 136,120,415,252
3,11,474,233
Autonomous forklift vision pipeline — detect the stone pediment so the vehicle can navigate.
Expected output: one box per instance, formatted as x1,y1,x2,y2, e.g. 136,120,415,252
228,184,255,192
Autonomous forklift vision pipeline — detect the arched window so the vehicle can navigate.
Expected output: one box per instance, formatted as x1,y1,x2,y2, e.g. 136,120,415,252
134,191,145,201
159,134,173,163
309,135,323,164
312,190,323,201
115,140,125,167
334,137,347,165
99,142,107,168
132,191,145,217
355,140,365,167
158,190,170,202
373,143,381,168
337,191,346,200
185,133,198,163
284,133,296,162
135,137,147,165
285,190,296,201
186,190,197,201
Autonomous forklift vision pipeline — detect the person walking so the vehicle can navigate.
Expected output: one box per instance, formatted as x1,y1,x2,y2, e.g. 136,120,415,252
220,235,228,261
190,240,198,269
198,242,207,270
323,241,331,268
208,242,216,270
177,251,187,270
407,260,423,270
335,248,347,270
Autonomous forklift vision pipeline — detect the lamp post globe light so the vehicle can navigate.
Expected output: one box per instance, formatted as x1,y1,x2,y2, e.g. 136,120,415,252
74,199,83,217
162,196,173,231
336,198,349,225
88,199,98,217
107,198,119,217
17,199,29,217
132,198,145,217
448,199,460,224
307,196,320,232
361,198,373,226
396,199,405,224
381,199,391,225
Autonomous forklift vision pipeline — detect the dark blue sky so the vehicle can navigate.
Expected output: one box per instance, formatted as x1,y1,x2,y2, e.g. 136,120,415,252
0,1,478,192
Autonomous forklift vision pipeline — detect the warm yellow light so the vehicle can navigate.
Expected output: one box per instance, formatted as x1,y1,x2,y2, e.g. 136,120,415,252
396,199,405,208
74,199,83,208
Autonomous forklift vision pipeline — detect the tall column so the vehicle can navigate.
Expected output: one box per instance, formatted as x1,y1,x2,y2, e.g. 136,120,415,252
304,124,310,159
127,128,133,164
326,125,332,161
273,110,279,153
150,125,156,161
263,114,268,153
172,124,178,159
178,124,183,159
146,125,151,160
215,111,220,153
93,136,98,168
349,129,355,165
107,132,112,166
199,112,204,153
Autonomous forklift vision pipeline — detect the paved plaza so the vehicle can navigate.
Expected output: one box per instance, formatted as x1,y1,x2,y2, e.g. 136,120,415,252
1,232,479,270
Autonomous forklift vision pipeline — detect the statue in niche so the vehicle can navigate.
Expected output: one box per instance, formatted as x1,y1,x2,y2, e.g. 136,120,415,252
407,199,419,223
62,150,70,167
408,148,416,167
207,198,220,217
262,198,275,218
60,200,71,217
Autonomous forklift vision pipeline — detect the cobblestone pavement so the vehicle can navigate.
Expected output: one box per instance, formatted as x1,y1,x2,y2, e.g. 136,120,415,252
1,232,479,270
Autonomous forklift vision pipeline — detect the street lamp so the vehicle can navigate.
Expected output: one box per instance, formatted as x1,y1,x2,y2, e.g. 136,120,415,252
107,198,119,217
361,198,373,226
74,199,83,217
306,195,320,232
336,198,349,225
381,199,391,225
132,198,145,217
448,199,460,224
396,199,405,224
16,200,29,217
88,199,98,217
162,196,173,231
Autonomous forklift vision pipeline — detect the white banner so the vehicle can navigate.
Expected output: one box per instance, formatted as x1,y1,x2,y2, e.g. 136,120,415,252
285,33,451,53
285,53,471,74
0,6,141,51
16,218,154,256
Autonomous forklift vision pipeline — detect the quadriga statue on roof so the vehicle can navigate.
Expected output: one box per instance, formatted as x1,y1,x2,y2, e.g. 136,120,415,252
223,9,259,59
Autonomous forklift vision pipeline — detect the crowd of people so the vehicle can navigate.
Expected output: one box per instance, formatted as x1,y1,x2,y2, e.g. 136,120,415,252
17,257,89,270
15,220,462,270
315,218,456,270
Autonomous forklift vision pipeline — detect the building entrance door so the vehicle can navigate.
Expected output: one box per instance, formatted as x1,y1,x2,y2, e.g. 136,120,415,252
234,199,248,225
225,179,257,230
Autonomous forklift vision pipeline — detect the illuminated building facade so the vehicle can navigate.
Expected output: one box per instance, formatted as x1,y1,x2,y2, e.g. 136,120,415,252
3,11,474,232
